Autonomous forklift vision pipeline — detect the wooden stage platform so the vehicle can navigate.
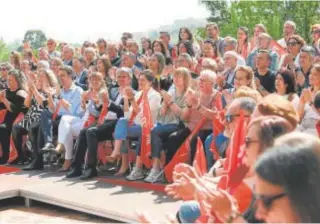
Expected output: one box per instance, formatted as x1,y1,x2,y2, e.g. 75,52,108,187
0,165,181,223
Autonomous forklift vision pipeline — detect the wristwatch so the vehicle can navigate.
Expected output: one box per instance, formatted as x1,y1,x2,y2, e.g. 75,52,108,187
226,210,242,223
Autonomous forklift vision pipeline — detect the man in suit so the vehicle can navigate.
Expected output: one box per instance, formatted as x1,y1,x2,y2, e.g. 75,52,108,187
73,56,88,90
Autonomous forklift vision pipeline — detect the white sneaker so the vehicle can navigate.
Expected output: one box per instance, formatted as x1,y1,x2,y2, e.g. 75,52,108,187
126,166,144,181
144,168,163,183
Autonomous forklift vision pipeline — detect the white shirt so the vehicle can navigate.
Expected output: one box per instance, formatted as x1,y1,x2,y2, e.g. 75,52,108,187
277,38,287,49
125,88,161,125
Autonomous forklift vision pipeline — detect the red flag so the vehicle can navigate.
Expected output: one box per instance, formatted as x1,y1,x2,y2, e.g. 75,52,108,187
8,113,25,163
210,92,225,160
270,40,286,57
218,111,247,191
128,94,143,126
316,121,320,137
83,114,96,128
164,117,207,182
52,100,63,121
97,104,108,125
0,110,6,124
140,91,153,168
193,137,207,176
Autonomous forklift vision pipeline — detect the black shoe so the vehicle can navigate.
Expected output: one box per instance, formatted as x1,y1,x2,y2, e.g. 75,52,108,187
40,143,56,154
80,167,98,180
66,167,82,178
22,157,44,170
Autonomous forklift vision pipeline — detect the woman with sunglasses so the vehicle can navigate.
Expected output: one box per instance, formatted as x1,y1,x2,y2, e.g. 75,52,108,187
254,132,320,223
174,116,293,224
311,24,320,57
278,35,305,70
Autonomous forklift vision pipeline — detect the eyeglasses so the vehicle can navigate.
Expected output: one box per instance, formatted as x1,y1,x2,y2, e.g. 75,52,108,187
287,42,298,46
225,114,250,123
311,30,320,35
255,192,286,209
244,137,259,148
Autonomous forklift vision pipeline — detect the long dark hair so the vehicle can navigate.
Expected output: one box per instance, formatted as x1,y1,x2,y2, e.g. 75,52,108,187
255,132,320,223
179,27,194,43
177,40,195,57
276,69,296,94
238,26,249,44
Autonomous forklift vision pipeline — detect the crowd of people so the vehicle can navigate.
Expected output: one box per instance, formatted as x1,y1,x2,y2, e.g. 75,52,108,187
1,20,320,223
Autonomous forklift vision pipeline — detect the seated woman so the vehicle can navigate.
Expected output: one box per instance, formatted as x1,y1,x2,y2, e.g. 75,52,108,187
297,63,320,136
52,72,106,171
254,132,320,223
222,65,256,105
126,67,191,182
110,70,161,177
11,69,58,164
274,69,299,110
147,52,172,91
66,67,132,179
0,69,28,164
165,70,220,166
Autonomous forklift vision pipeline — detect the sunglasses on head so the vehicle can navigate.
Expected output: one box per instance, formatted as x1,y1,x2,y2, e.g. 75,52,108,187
255,192,286,209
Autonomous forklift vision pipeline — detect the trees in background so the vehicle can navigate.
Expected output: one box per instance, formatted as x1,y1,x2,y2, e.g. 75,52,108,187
199,0,320,43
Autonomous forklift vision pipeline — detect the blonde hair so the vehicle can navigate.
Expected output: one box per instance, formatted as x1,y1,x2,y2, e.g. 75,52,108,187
234,86,261,102
257,94,299,128
88,72,107,93
173,67,191,92
235,65,256,89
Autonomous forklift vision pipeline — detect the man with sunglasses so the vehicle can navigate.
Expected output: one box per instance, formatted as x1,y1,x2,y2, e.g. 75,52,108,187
175,97,256,224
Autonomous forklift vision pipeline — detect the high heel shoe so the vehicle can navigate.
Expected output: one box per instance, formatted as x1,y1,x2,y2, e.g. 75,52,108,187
114,168,129,177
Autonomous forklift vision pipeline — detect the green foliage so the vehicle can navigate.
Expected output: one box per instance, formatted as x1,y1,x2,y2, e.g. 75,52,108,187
0,39,10,62
199,0,320,43
24,29,47,50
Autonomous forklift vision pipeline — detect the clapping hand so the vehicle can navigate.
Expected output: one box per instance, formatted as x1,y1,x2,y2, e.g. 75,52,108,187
0,90,6,102
300,88,313,104
100,91,109,105
124,87,134,100
160,90,172,105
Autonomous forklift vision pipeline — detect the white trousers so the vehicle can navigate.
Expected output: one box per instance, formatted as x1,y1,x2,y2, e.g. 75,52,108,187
58,115,85,160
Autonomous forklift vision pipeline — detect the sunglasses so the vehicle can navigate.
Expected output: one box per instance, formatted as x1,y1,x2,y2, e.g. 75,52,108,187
287,42,298,46
311,30,320,35
225,114,250,123
244,137,259,148
255,192,286,209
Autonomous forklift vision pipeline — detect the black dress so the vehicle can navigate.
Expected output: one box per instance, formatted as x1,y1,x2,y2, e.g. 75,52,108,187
0,88,27,163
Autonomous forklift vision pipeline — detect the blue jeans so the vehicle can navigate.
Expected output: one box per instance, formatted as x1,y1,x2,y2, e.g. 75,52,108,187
135,123,180,158
178,201,201,223
114,118,142,154
205,134,214,170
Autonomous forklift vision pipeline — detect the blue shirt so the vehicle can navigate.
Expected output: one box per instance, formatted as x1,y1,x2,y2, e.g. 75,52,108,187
55,83,83,117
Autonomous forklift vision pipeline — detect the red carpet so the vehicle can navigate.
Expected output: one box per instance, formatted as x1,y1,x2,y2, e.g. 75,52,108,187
0,165,21,174
96,177,166,193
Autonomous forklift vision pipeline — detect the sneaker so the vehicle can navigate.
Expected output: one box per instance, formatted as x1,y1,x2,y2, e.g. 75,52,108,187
126,166,144,181
144,168,163,183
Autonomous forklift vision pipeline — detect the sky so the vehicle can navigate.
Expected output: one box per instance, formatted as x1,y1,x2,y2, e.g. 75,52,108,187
0,0,209,43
